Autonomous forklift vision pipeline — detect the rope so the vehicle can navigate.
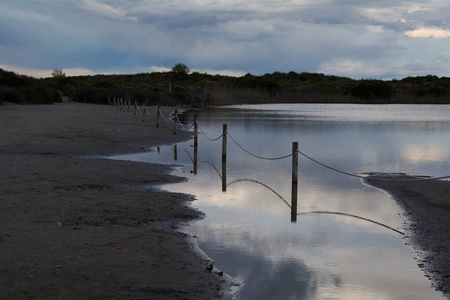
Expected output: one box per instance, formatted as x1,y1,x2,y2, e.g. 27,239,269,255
145,107,152,116
198,161,222,179
158,108,171,122
228,179,290,208
176,118,195,130
227,131,292,161
197,121,224,141
297,211,404,235
297,149,450,182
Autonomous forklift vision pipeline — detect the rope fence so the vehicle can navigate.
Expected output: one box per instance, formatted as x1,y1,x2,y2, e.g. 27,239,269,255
108,99,450,183
107,99,449,222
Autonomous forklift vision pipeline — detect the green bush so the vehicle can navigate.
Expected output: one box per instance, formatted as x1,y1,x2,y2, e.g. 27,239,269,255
347,80,394,101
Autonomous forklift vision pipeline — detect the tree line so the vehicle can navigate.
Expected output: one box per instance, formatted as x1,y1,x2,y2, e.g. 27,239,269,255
1,64,449,106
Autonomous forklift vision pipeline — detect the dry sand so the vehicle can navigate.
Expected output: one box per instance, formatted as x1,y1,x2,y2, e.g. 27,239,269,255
365,173,450,297
0,102,230,299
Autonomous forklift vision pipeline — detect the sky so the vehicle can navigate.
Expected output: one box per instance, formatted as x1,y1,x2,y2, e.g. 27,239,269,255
1,0,450,79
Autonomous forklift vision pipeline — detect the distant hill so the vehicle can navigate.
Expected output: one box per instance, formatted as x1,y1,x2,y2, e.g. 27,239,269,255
2,68,449,105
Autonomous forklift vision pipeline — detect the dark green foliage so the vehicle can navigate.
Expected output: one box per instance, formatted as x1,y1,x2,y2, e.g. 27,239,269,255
0,68,58,104
347,80,394,101
2,67,449,106
233,74,281,95
171,63,190,80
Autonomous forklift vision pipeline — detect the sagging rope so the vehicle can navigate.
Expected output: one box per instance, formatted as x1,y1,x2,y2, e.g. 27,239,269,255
177,117,195,130
197,121,224,141
297,149,450,182
106,102,450,183
226,131,293,161
158,107,171,122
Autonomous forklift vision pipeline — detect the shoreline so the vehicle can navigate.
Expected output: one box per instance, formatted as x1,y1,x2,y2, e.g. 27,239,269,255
0,102,229,299
365,174,450,297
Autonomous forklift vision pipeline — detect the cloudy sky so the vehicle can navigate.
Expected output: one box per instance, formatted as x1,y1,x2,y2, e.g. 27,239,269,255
1,0,450,79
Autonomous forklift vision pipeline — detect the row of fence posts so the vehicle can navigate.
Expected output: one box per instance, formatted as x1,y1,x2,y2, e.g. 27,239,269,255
111,99,300,223
171,119,299,223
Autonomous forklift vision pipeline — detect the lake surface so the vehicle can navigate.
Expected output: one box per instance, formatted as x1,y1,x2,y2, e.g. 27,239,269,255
111,104,450,299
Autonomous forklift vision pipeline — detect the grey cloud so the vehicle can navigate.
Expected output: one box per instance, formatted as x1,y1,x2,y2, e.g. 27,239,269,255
1,0,450,78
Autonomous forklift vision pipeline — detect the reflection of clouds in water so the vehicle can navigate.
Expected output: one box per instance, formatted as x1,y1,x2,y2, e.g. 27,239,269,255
196,227,318,299
195,221,438,299
402,145,448,163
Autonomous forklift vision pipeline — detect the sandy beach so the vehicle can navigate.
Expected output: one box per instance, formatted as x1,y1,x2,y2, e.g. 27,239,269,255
2,102,450,299
0,102,229,299
365,174,450,297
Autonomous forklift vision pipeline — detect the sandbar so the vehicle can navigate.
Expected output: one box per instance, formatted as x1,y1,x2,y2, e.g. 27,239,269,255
365,173,450,297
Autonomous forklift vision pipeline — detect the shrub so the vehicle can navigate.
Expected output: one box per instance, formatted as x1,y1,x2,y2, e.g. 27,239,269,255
347,80,394,101
171,63,190,80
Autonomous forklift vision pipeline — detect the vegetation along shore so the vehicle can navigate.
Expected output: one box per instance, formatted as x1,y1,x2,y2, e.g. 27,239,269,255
1,66,450,107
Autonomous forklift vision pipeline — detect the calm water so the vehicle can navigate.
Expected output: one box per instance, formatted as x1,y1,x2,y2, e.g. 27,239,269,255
111,104,450,299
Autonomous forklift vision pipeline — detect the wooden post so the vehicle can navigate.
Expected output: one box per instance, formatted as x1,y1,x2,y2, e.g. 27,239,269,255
174,145,178,161
193,114,198,174
156,105,160,128
134,101,137,115
291,142,298,223
222,124,227,192
194,114,198,148
173,110,178,135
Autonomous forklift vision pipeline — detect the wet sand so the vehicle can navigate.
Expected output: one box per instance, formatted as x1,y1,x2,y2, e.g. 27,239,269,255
0,102,230,299
365,174,450,297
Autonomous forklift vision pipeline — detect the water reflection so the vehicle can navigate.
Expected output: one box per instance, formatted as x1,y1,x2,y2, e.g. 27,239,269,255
110,104,450,299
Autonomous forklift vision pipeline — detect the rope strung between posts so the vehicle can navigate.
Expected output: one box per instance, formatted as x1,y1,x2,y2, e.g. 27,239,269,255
158,107,171,122
176,116,195,130
297,149,450,182
197,121,224,141
226,131,293,161
106,101,450,183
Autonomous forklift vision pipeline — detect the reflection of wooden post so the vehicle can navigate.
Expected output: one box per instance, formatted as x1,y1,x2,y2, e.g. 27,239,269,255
291,142,298,222
173,110,178,134
156,105,160,128
222,124,227,192
174,145,177,161
194,114,198,174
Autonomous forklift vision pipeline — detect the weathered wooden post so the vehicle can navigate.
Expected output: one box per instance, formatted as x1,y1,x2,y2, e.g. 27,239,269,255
134,101,137,115
193,114,198,174
156,105,160,128
173,110,178,135
222,124,227,192
291,142,298,222
174,145,178,161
